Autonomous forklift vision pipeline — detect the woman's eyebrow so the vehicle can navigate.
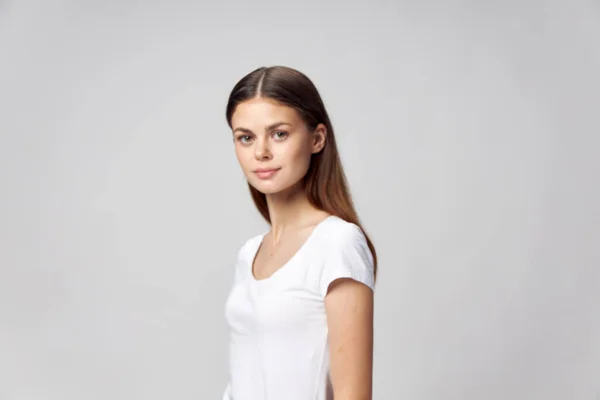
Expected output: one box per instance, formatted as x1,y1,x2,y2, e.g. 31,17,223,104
233,121,292,134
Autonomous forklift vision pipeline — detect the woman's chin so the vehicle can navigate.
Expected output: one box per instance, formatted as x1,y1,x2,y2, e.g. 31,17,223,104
249,178,300,196
249,179,281,194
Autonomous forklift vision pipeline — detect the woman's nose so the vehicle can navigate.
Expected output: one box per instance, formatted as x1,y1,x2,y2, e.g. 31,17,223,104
254,138,272,159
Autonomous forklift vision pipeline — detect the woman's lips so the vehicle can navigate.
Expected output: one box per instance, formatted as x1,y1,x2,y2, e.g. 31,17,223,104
254,168,280,179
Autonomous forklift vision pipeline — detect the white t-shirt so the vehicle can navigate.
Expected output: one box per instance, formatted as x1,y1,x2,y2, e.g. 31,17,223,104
222,215,375,400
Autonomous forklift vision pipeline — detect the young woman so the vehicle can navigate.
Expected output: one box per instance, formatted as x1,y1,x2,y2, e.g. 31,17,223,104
222,66,378,400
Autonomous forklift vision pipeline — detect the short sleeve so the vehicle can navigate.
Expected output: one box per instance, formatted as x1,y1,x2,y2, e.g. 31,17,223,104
319,223,375,298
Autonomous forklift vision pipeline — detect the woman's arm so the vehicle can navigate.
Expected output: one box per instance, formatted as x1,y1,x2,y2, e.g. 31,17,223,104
325,277,374,400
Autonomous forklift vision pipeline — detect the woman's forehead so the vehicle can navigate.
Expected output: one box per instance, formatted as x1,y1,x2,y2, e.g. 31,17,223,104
231,98,302,128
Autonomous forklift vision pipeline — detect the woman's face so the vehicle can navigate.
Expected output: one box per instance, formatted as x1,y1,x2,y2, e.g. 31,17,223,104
230,97,326,195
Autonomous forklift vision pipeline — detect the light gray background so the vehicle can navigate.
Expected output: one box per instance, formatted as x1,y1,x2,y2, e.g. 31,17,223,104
1,1,599,399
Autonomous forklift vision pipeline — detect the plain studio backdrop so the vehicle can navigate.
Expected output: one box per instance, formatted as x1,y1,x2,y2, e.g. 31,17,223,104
1,0,599,399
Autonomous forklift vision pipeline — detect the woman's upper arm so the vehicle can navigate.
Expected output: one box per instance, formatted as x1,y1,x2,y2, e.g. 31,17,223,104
319,223,376,400
325,278,374,400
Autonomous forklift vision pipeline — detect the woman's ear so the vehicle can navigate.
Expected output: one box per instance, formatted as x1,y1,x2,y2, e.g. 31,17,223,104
312,123,327,154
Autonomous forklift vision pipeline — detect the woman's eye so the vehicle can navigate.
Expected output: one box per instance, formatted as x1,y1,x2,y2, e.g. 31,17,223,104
238,135,253,144
273,131,288,140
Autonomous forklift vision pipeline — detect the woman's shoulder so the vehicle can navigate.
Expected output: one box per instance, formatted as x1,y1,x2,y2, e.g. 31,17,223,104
230,232,264,282
312,216,375,296
236,231,264,262
319,215,367,248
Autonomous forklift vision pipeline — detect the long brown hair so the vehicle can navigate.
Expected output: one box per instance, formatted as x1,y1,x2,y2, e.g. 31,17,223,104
225,66,378,278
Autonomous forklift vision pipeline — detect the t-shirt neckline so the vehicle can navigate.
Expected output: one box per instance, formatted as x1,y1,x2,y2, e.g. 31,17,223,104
249,215,337,284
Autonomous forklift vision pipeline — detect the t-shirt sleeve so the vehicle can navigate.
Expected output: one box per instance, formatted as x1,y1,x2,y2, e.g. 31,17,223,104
318,223,375,298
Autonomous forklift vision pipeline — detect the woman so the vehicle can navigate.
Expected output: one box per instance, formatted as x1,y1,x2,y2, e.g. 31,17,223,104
222,65,378,400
